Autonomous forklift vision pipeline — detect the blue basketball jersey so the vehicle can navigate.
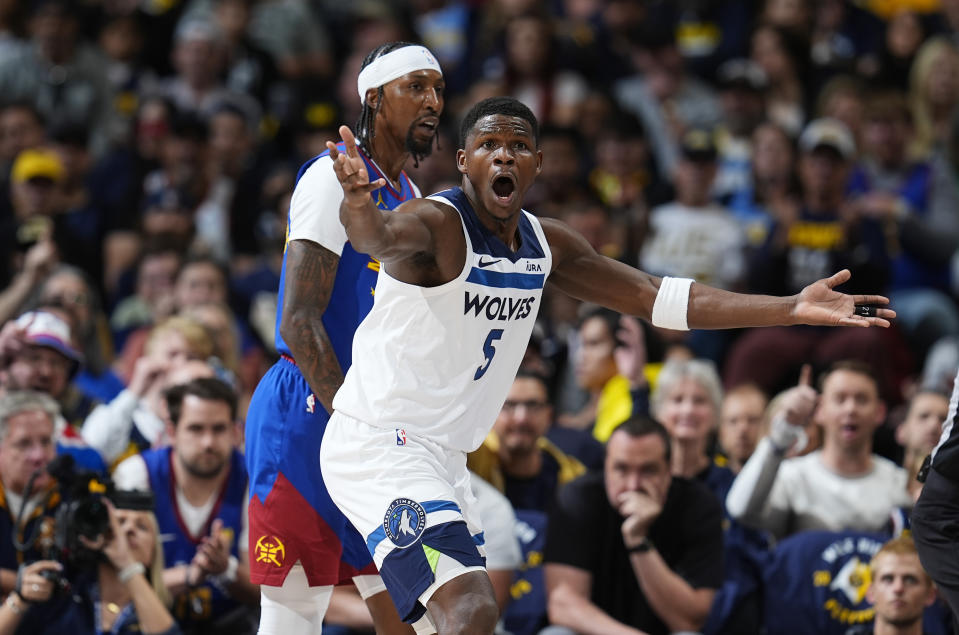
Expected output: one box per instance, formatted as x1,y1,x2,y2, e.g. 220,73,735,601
143,447,247,625
274,145,419,371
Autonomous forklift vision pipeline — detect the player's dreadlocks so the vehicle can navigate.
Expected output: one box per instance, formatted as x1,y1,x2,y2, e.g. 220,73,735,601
354,41,439,168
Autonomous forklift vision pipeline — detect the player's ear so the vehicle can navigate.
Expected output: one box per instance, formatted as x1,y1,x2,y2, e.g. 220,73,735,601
535,149,543,175
365,88,380,110
456,149,467,174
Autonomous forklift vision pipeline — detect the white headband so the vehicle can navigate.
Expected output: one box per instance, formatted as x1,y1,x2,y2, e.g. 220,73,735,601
356,46,442,104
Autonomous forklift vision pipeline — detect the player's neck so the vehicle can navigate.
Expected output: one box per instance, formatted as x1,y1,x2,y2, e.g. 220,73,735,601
462,183,522,248
873,616,923,635
366,135,408,187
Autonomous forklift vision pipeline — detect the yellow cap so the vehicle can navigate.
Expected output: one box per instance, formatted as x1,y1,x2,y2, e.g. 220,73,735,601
11,148,65,184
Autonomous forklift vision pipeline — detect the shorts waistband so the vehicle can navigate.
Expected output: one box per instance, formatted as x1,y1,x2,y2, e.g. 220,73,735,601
281,353,297,366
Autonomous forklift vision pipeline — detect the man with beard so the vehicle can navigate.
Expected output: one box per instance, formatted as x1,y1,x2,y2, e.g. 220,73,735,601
243,42,444,634
114,377,260,632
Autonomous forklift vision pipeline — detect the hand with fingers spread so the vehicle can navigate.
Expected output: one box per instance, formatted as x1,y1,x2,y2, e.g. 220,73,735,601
327,125,386,207
793,269,896,328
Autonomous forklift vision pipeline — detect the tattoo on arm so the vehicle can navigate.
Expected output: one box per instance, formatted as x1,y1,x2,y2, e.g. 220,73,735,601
280,241,344,414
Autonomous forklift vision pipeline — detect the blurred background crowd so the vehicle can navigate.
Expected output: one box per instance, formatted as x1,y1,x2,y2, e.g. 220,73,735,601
3,0,959,633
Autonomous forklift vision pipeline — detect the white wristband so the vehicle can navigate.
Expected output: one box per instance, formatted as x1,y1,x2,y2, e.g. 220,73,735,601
651,277,694,331
118,562,146,584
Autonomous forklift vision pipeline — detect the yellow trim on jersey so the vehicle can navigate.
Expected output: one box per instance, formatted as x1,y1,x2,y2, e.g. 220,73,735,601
468,433,586,493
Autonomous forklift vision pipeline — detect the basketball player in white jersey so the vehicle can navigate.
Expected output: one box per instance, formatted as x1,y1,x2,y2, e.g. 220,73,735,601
320,97,895,635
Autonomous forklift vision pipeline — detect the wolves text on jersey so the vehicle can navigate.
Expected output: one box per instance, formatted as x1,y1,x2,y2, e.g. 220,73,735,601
464,291,537,322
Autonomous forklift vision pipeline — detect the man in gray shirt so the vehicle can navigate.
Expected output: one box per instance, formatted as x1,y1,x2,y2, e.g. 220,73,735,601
726,360,911,539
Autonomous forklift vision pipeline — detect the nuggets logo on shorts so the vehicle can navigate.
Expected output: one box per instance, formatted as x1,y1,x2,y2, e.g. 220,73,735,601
384,498,426,548
255,535,286,567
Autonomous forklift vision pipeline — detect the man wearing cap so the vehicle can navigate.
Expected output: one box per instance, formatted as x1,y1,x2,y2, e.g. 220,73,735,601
0,309,91,419
244,42,444,634
724,118,894,399
639,127,747,292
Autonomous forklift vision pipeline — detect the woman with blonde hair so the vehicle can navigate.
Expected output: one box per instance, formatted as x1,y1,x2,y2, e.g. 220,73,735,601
909,36,959,158
83,315,215,466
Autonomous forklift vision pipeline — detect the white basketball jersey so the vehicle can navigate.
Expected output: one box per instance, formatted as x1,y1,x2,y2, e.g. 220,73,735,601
332,187,552,452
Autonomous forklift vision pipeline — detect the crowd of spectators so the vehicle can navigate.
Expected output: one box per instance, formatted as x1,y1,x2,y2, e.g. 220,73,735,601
3,0,959,633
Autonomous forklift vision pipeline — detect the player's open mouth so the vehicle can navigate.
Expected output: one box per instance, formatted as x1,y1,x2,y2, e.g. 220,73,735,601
416,117,438,133
492,175,515,200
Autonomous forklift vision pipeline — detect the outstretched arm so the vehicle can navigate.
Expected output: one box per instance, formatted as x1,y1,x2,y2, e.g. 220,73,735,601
543,218,895,329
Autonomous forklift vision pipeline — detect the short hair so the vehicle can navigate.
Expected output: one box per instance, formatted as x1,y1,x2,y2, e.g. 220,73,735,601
651,359,724,423
723,382,768,407
459,97,539,148
355,42,421,152
165,377,237,425
577,305,620,338
512,369,552,403
0,391,60,443
819,360,880,394
870,535,931,586
608,415,672,464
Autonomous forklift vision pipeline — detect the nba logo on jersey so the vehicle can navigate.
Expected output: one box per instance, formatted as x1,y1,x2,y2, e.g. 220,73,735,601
396,429,407,446
305,393,315,414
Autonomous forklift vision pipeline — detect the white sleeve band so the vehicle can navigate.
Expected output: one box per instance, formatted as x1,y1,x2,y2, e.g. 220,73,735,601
651,277,694,331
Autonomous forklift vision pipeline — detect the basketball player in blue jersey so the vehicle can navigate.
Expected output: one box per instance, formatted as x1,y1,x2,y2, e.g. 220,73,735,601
320,96,896,635
244,42,444,634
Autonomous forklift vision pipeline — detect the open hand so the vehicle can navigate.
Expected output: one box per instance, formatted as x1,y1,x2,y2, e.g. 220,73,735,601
326,125,386,206
793,270,895,328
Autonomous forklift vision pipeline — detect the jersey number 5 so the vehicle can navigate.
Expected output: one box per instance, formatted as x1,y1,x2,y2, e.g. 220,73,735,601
474,329,504,380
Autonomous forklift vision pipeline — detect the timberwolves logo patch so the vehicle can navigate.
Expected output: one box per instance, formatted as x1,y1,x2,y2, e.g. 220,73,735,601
384,498,426,548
